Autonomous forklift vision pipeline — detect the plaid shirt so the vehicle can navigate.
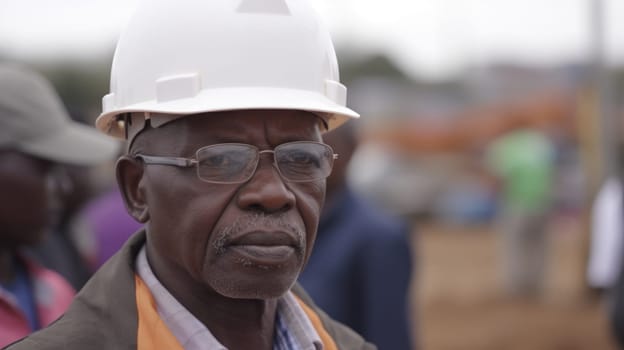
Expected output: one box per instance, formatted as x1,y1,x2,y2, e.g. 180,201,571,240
136,247,323,350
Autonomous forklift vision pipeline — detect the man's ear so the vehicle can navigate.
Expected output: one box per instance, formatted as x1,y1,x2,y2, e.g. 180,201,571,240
116,155,150,223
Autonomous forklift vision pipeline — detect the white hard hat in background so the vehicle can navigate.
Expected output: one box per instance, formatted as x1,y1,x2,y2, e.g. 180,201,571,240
96,0,359,139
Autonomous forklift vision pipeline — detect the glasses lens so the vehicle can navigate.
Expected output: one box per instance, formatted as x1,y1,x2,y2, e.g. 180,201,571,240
275,142,333,182
196,144,258,183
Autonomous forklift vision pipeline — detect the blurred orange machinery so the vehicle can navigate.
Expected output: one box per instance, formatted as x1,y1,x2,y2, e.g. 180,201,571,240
362,90,578,154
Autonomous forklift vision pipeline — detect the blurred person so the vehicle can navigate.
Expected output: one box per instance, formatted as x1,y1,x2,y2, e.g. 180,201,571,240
6,1,375,349
588,143,624,296
0,64,117,346
485,126,555,298
58,145,141,272
28,165,104,289
298,122,415,349
70,185,142,271
588,177,623,293
609,212,624,348
604,144,624,348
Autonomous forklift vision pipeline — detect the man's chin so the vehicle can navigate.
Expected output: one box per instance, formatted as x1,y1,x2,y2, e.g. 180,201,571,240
209,275,297,300
204,250,303,299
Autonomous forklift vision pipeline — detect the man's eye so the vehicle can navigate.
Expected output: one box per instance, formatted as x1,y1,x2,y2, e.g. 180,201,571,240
284,151,320,167
203,154,229,167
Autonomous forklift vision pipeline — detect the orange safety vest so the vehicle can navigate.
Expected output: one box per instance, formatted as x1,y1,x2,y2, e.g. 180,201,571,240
135,276,338,350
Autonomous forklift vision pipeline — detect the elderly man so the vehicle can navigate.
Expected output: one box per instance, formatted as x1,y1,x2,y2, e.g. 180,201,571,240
0,64,118,347
5,1,375,349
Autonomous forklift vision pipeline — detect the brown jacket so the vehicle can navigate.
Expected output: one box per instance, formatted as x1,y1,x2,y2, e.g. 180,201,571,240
4,231,375,350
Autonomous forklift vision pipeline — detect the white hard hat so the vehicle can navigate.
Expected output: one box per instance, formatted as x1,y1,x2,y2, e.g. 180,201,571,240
96,0,359,139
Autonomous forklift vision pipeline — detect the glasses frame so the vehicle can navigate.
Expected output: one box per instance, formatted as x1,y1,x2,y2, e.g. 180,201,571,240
133,141,338,184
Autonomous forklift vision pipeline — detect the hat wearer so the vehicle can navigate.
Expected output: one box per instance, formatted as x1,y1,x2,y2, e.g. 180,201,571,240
0,64,118,165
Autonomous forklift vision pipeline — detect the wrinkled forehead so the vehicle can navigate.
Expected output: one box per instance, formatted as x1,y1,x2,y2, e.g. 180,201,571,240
128,110,324,152
123,109,327,143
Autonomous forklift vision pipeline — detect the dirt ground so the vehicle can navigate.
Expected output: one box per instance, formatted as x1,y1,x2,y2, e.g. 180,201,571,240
413,216,619,350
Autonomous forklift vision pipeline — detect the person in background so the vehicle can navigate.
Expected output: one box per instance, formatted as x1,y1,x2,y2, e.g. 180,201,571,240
298,122,416,349
70,186,142,271
28,164,102,289
0,63,118,346
601,143,624,347
588,143,624,299
588,177,623,293
485,126,555,299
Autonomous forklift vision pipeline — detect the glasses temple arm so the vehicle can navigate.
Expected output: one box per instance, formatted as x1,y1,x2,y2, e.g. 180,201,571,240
134,154,197,167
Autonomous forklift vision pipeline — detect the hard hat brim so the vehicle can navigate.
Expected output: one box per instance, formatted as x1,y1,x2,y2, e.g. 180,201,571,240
96,87,359,139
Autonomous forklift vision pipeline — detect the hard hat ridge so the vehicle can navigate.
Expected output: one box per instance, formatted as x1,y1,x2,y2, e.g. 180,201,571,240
236,0,290,14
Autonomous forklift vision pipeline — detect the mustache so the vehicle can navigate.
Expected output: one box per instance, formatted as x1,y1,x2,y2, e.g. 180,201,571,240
212,212,305,254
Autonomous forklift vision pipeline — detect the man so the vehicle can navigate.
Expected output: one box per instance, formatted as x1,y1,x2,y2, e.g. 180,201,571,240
485,126,555,298
6,0,374,349
29,164,103,290
0,64,118,346
298,123,415,349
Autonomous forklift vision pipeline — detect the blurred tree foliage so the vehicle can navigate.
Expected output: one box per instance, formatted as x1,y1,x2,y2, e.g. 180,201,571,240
2,49,621,126
337,51,411,85
336,49,465,95
37,58,112,124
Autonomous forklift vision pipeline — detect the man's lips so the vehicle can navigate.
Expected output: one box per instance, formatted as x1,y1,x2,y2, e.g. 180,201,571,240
224,231,301,264
226,231,300,247
229,245,295,261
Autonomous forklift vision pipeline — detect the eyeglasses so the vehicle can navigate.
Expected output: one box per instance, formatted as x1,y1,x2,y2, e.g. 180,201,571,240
133,141,338,184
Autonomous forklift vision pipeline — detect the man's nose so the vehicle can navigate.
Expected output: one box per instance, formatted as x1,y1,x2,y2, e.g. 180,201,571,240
236,158,296,213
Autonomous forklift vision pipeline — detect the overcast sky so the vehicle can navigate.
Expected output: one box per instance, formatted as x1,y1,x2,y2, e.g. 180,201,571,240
0,0,622,79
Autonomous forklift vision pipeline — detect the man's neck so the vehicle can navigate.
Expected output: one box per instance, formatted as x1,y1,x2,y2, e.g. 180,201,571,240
196,296,278,350
146,246,279,350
